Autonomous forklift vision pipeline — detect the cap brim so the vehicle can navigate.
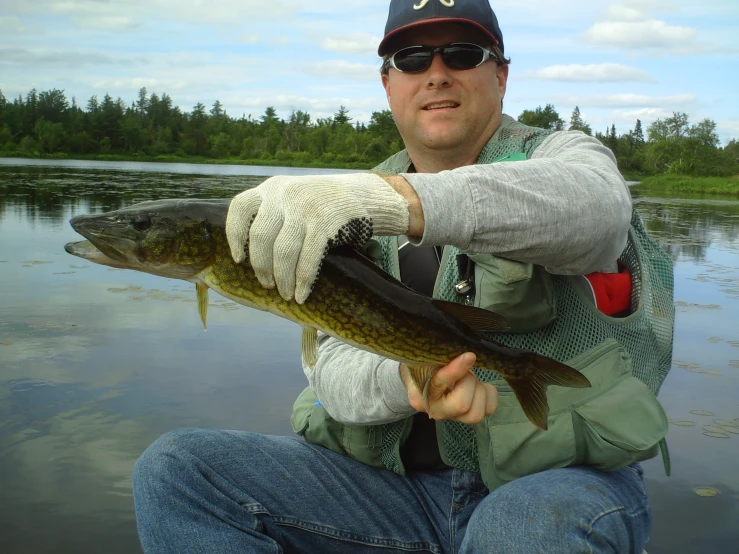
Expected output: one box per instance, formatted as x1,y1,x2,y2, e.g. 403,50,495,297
377,18,500,56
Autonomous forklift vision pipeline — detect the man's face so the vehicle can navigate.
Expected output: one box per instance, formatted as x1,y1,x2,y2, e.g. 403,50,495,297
381,22,508,162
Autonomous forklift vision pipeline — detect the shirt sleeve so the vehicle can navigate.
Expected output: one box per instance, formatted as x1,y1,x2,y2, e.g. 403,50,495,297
302,333,416,425
402,131,633,274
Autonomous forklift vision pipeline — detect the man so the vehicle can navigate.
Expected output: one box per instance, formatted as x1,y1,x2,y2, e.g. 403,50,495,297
133,1,672,552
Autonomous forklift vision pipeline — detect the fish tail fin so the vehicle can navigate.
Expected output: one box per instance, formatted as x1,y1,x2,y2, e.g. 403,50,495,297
503,355,590,431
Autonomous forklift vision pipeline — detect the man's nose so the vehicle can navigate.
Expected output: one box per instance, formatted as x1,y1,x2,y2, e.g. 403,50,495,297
425,52,453,88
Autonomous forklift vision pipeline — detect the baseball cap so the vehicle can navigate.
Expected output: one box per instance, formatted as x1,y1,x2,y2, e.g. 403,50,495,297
378,0,504,57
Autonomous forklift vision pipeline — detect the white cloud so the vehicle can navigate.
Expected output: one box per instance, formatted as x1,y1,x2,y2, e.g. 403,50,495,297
238,34,259,44
89,77,190,92
582,20,697,51
72,16,141,31
717,120,739,143
552,93,697,109
15,0,301,23
303,60,380,82
521,63,655,82
272,37,291,46
0,48,137,67
581,1,712,55
320,34,381,57
0,16,29,34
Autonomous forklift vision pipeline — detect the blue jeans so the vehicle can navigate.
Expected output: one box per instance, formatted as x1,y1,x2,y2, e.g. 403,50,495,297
132,429,651,553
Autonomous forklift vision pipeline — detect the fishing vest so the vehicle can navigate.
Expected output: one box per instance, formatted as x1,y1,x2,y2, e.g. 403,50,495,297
291,115,673,491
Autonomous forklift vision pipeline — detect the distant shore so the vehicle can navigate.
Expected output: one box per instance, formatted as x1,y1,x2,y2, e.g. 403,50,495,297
0,151,374,170
4,153,739,198
630,175,739,197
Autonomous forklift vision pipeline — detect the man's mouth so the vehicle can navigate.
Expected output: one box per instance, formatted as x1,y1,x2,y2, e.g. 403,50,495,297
422,102,459,111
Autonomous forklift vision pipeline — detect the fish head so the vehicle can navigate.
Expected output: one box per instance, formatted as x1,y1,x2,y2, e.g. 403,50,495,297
65,198,228,280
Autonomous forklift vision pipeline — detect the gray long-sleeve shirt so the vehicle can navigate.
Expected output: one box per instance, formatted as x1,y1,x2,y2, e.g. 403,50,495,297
302,130,632,425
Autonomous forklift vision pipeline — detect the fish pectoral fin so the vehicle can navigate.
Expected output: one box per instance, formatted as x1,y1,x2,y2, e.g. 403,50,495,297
301,327,319,369
431,299,510,332
196,282,209,331
504,355,591,431
406,364,441,413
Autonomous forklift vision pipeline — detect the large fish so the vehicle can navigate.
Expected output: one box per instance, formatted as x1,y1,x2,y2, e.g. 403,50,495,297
64,198,590,429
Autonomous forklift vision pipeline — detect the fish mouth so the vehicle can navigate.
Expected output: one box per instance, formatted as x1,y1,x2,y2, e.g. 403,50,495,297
64,240,132,269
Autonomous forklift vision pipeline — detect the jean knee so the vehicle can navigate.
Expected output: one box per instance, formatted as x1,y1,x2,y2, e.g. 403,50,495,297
462,468,651,554
132,428,211,492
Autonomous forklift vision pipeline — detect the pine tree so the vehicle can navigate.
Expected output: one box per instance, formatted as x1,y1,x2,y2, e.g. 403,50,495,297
568,106,592,135
633,119,644,144
333,106,352,126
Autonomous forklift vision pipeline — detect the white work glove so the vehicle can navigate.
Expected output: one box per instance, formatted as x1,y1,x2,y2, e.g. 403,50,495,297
226,173,409,304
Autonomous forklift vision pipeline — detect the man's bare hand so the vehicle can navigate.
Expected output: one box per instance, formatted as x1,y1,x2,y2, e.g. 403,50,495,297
399,353,498,425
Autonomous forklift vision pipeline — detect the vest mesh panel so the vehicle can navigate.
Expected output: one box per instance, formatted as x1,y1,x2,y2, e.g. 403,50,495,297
371,117,674,475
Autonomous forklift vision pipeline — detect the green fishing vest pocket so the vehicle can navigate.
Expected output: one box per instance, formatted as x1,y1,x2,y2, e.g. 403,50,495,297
474,339,668,491
291,387,386,468
467,254,557,332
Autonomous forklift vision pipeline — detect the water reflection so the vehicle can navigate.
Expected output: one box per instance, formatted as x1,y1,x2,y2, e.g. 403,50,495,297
630,195,739,553
633,194,739,262
1,161,738,554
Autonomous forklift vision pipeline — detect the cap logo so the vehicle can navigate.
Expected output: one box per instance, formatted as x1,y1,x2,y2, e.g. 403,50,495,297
413,0,455,10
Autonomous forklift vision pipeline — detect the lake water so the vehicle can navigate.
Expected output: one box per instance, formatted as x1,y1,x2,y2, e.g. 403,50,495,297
1,159,738,554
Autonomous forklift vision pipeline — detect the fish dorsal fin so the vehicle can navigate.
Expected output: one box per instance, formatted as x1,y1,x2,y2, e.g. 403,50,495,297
302,327,319,369
431,299,509,332
196,282,209,330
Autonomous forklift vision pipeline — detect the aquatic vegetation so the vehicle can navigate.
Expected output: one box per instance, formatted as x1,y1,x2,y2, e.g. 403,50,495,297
694,487,720,497
702,430,730,438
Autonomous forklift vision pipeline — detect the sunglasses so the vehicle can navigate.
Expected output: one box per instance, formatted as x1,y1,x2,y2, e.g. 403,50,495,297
383,42,498,74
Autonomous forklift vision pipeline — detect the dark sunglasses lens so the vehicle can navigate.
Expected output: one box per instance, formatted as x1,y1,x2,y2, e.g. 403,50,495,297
393,47,433,72
443,45,485,69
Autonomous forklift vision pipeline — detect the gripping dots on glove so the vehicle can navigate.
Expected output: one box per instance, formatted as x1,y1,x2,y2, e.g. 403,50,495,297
312,217,375,295
327,217,374,250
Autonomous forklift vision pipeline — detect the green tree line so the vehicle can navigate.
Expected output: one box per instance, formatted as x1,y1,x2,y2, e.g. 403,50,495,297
519,103,738,179
1,88,737,176
0,88,403,168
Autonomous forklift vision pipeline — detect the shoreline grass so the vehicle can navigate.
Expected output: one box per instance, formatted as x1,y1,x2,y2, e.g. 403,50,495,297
631,174,739,197
0,151,375,170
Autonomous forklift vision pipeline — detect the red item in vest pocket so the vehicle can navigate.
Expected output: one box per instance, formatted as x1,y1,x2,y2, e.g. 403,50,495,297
574,266,632,316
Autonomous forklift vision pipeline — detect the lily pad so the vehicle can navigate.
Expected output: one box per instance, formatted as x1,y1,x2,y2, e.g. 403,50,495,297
705,369,722,376
694,487,720,497
703,431,730,438
686,367,708,373
730,360,739,368
690,410,715,416
670,420,697,426
717,425,739,434
714,419,739,427
707,337,723,343
703,425,729,433
728,341,739,347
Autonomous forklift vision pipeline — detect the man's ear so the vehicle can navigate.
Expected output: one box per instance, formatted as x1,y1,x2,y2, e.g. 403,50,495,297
496,63,509,100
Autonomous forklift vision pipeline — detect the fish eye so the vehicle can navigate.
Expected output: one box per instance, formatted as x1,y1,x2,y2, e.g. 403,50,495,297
133,214,152,232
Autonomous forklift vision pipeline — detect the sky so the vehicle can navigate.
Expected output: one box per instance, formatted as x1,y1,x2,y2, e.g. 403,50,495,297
1,0,738,143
